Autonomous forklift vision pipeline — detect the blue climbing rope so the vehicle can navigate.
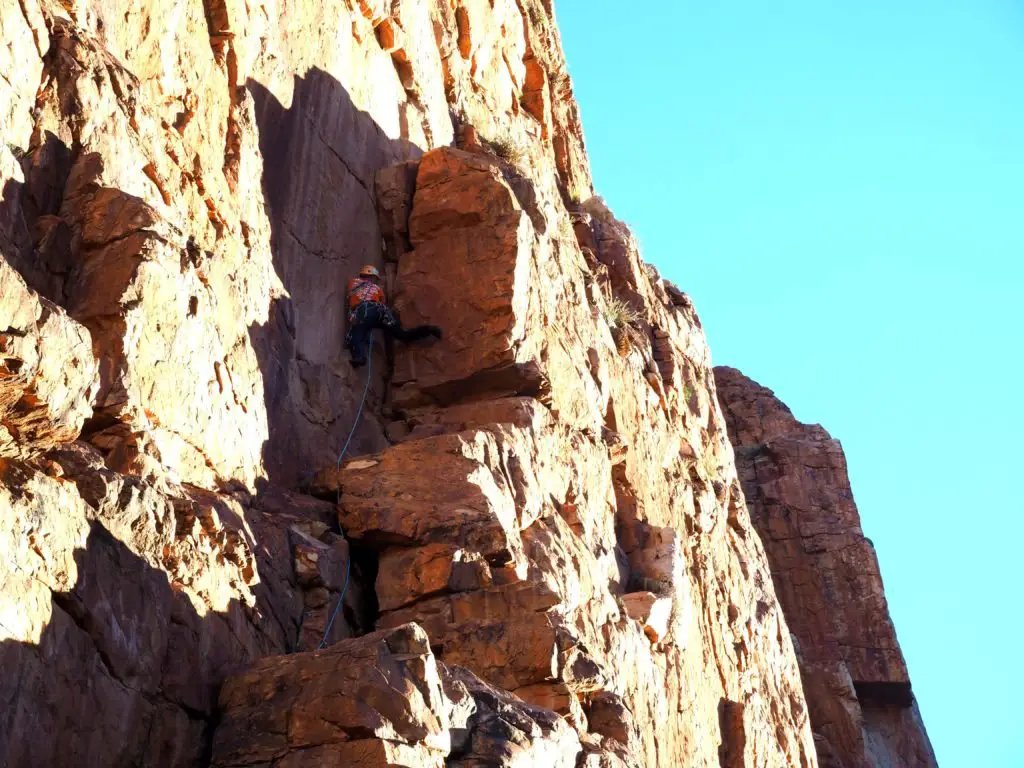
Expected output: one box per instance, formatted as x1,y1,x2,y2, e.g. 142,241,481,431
318,331,374,651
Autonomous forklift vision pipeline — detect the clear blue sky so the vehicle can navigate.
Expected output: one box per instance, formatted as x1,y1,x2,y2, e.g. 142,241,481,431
556,2,1023,765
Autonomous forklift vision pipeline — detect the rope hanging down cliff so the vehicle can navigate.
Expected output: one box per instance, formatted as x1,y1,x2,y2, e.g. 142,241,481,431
318,267,444,650
318,331,374,651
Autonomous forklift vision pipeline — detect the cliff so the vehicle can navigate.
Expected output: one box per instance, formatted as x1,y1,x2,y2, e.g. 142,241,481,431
1,0,926,766
715,367,937,768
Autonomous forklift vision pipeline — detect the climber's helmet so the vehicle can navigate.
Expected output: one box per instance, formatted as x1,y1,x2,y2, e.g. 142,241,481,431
359,265,381,281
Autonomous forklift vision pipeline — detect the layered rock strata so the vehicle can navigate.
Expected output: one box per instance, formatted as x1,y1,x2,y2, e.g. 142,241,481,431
309,144,817,767
212,623,585,767
0,439,373,767
715,367,937,768
0,0,927,765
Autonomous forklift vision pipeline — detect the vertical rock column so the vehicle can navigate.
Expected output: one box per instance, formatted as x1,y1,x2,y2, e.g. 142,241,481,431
318,146,820,767
715,366,937,768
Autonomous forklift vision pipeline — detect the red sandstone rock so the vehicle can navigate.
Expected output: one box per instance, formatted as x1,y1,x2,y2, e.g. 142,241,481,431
328,146,818,766
213,624,454,767
446,664,584,767
5,0,592,490
716,366,937,768
620,591,672,644
0,442,370,766
212,624,584,767
0,259,98,457
0,1,928,766
377,543,494,612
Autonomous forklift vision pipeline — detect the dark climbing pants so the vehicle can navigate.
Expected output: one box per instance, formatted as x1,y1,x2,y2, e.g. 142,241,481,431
346,301,439,366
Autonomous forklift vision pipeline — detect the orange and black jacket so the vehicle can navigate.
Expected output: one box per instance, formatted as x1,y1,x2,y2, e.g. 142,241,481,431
347,277,385,312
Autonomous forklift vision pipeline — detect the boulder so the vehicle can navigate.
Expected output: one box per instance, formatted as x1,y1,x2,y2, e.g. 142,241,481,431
212,624,585,767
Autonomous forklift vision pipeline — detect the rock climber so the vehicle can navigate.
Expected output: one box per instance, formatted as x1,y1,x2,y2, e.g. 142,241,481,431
345,265,442,368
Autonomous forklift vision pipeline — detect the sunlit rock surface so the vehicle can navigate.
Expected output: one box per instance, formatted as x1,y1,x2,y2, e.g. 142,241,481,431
716,366,937,768
0,0,926,764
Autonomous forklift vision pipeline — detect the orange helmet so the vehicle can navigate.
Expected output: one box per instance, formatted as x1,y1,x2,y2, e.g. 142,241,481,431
359,265,381,278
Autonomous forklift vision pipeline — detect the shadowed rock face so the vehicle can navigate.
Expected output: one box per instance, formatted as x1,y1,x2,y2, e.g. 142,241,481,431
0,439,378,767
1,0,925,765
715,366,937,768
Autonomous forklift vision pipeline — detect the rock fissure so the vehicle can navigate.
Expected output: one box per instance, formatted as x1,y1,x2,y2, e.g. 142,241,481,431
297,108,378,198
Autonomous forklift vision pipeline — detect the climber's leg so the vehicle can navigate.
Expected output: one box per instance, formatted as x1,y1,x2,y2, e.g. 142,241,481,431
377,305,442,343
347,304,376,367
389,323,443,342
349,304,439,363
347,323,370,367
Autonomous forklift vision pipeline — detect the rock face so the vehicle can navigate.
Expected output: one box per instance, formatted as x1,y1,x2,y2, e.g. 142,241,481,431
0,0,927,765
1,258,98,457
212,623,583,767
715,367,937,768
324,144,816,767
0,440,373,767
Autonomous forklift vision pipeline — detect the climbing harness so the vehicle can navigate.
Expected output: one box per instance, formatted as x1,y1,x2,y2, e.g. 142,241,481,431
318,331,374,651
